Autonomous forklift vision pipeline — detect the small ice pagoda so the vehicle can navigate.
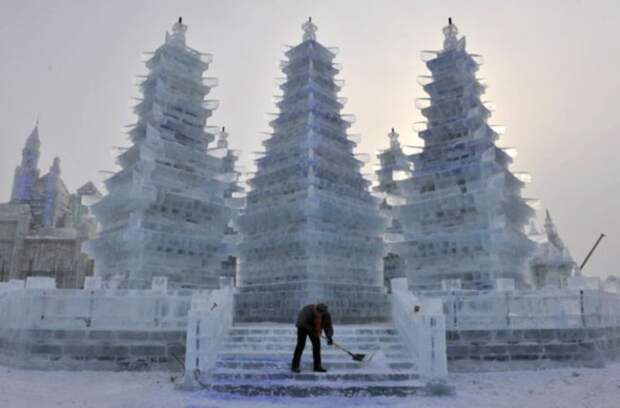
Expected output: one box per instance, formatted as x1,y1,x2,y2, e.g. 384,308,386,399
389,19,536,290
88,19,237,289
528,210,578,288
235,19,388,323
374,128,411,288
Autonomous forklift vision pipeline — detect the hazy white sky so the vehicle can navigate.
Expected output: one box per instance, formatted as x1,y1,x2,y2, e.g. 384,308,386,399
0,0,618,279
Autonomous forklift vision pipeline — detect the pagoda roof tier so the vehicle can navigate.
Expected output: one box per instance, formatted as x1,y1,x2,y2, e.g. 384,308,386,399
251,153,363,184
423,48,482,71
420,101,491,123
128,120,214,150
258,136,360,168
285,39,337,60
422,76,486,99
140,72,213,98
422,123,485,141
135,84,215,114
394,190,532,227
112,142,223,178
248,157,369,190
393,222,534,247
279,76,343,97
277,89,344,113
120,133,221,170
270,110,352,132
283,55,340,77
145,45,210,71
239,220,384,244
239,200,385,235
264,120,355,145
246,174,378,206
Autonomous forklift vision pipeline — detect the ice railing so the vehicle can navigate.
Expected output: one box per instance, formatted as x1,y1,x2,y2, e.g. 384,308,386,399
440,289,620,331
0,277,193,331
390,278,448,379
184,277,234,386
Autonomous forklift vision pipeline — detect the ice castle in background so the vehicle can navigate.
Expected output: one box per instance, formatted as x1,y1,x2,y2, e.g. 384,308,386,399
235,19,389,323
87,19,238,289
0,123,99,288
387,20,536,291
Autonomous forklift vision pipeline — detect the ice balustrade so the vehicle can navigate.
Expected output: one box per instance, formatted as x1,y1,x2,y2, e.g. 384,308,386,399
440,289,620,330
0,277,193,332
390,278,448,379
184,277,234,384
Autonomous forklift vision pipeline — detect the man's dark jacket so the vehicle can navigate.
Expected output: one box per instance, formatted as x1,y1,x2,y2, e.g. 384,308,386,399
296,304,334,338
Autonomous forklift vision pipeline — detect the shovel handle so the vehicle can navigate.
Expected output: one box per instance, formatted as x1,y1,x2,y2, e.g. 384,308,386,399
321,335,353,356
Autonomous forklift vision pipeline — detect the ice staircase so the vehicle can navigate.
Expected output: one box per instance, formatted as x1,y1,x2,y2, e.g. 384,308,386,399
198,323,427,397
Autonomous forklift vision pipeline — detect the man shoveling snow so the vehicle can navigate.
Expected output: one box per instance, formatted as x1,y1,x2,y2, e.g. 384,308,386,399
291,303,333,373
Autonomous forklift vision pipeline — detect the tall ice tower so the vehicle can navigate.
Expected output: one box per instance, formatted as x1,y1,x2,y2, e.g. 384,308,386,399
87,19,236,289
390,19,535,290
235,19,388,323
11,123,41,204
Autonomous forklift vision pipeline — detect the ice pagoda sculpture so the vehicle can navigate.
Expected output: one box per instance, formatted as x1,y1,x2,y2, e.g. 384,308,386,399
235,19,388,323
87,18,236,289
374,128,411,289
210,126,244,284
529,210,577,288
390,19,535,290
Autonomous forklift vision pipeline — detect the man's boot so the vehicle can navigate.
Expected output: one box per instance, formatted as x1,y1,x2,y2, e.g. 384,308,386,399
313,366,327,373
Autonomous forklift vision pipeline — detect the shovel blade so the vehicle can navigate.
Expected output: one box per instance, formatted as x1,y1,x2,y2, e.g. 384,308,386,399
352,353,366,362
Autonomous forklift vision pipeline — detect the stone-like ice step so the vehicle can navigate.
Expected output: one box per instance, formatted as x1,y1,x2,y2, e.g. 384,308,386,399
221,343,405,352
211,371,421,382
215,360,416,371
205,382,426,397
228,327,397,336
199,324,424,398
225,335,401,343
216,351,411,361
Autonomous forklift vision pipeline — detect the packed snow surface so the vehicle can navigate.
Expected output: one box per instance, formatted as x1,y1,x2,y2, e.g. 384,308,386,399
1,363,619,408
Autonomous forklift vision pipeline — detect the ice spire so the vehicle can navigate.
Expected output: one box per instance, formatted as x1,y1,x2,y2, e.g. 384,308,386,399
302,17,317,41
25,121,41,152
167,17,187,46
217,126,229,148
50,156,61,175
544,209,565,249
442,17,459,50
388,127,400,149
11,121,42,203
42,157,61,228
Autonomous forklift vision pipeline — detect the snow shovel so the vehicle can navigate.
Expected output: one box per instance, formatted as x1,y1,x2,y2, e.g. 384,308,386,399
323,335,367,362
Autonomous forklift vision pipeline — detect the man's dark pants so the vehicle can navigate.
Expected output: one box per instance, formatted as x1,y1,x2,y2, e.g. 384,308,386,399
291,327,321,369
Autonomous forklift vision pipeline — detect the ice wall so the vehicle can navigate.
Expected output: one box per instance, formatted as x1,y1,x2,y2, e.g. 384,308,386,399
0,277,194,370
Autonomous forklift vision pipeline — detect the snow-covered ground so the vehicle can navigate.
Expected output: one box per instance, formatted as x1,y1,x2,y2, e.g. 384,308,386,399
1,363,619,408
